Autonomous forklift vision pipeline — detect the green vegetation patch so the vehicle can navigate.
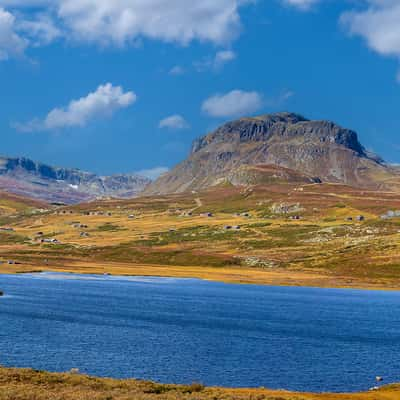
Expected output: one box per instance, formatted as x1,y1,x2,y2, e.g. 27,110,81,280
0,232,29,244
96,223,125,232
94,243,240,267
133,225,250,247
266,225,320,247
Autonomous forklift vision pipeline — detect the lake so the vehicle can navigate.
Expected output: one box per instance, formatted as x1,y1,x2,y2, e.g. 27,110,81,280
0,272,399,392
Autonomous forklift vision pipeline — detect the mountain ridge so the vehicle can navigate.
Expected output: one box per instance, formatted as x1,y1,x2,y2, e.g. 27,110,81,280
145,112,398,195
0,156,150,204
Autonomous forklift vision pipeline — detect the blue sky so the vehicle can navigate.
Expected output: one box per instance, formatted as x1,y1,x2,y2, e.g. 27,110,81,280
0,0,399,177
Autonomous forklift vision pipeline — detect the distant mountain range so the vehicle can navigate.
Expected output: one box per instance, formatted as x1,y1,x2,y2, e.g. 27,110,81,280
0,157,150,204
2,112,399,204
145,112,400,195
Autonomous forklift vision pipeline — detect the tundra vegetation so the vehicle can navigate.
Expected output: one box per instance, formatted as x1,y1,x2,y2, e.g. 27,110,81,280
0,182,400,290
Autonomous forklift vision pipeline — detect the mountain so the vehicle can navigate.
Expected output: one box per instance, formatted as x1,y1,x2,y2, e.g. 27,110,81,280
145,112,399,195
0,157,151,204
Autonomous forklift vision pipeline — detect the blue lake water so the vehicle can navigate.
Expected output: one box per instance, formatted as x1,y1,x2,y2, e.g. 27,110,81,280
0,272,399,392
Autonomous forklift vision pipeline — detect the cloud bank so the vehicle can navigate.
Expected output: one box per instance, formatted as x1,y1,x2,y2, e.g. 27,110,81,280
3,0,252,53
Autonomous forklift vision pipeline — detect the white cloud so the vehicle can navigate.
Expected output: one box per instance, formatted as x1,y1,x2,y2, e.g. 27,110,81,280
341,1,400,81
0,7,60,60
1,1,252,60
55,0,250,46
15,83,136,132
202,89,263,118
137,166,169,180
282,0,319,10
341,1,400,58
0,0,252,57
159,114,189,130
214,50,236,68
169,65,185,75
18,13,61,46
0,7,27,60
195,49,237,71
3,0,327,55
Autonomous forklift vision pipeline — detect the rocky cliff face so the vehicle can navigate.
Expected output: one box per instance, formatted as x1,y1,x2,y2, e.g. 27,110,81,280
145,112,397,194
0,157,150,204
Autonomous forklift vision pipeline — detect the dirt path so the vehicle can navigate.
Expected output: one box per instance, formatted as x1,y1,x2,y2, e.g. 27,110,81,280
195,197,203,207
187,197,203,214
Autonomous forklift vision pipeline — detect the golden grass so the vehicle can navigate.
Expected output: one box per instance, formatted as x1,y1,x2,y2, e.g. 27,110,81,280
0,367,399,400
1,183,400,290
3,260,400,291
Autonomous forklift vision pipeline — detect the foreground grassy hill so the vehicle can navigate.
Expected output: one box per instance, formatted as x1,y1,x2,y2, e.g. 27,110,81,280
1,182,400,289
0,368,399,400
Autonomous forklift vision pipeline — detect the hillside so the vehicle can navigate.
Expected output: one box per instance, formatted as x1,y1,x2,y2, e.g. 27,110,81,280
145,112,399,194
1,183,400,290
0,190,46,217
0,156,150,204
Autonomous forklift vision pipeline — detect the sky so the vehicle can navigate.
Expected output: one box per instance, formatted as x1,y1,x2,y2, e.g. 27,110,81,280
0,0,399,178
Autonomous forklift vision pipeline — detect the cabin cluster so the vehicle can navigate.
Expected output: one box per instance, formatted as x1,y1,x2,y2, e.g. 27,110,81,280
200,212,213,218
224,225,241,231
63,208,140,220
345,215,365,222
54,210,74,215
30,231,60,244
0,260,21,265
380,210,400,220
72,223,88,229
39,238,59,244
81,211,112,217
69,223,90,238
233,212,251,218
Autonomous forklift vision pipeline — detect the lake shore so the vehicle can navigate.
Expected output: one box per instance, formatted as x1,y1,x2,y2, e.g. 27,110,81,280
0,367,398,400
1,260,400,291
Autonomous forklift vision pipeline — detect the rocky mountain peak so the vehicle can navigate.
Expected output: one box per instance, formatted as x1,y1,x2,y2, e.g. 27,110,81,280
192,112,367,158
146,112,396,195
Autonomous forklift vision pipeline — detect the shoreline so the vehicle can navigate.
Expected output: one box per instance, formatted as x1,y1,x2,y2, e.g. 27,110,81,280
0,367,398,400
1,261,400,292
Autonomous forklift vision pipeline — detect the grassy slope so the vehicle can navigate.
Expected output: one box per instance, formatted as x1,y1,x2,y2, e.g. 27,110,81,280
1,183,400,289
0,190,46,210
0,368,399,400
